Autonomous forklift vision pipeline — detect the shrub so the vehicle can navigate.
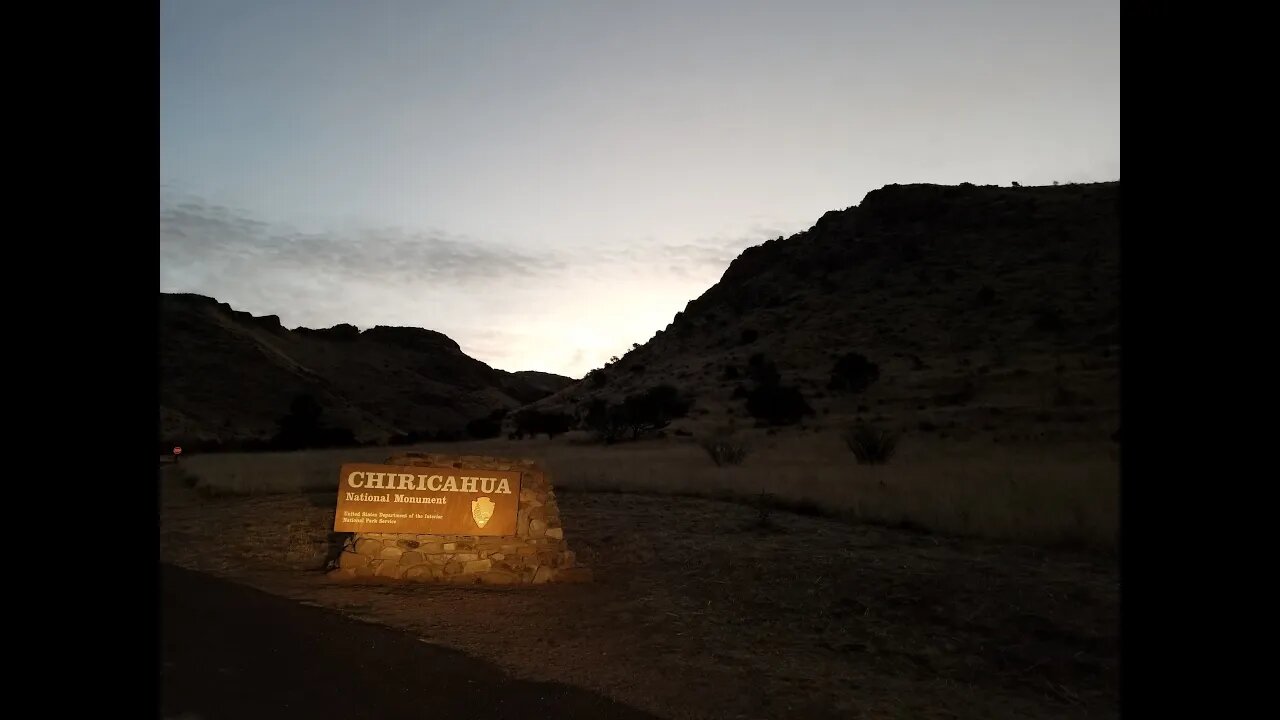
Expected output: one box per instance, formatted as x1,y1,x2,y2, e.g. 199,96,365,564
513,409,574,439
466,416,503,439
746,384,813,426
752,492,780,532
843,424,899,464
270,394,359,450
699,434,750,466
582,386,693,442
828,352,880,393
740,328,759,344
746,354,781,388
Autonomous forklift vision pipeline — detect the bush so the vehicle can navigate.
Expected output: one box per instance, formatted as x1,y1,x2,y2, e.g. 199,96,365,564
699,434,750,466
617,385,693,440
752,492,780,532
746,384,813,426
513,409,573,439
582,386,693,443
746,354,781,388
740,328,759,344
828,352,880,393
466,416,503,439
843,424,899,465
269,394,359,450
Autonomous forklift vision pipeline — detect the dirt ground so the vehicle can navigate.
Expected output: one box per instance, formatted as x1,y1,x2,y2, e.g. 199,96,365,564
159,478,1118,720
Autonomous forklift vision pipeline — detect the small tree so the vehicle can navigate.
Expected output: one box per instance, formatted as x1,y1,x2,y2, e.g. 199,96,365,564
619,385,692,440
512,409,573,439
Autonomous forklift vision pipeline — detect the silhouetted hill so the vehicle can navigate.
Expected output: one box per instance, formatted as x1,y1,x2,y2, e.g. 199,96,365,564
528,181,1119,443
159,293,573,447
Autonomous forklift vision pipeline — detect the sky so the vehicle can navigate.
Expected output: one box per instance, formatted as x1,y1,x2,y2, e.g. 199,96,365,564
160,0,1119,378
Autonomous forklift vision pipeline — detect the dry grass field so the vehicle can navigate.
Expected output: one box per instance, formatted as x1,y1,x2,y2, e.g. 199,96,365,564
174,432,1118,551
160,445,1118,720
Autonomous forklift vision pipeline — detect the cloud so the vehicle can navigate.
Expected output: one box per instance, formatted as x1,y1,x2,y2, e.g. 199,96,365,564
158,190,799,375
161,194,788,299
574,227,779,277
160,196,566,288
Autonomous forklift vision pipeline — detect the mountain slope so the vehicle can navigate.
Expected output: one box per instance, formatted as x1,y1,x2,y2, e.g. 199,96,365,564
158,293,573,445
529,181,1119,443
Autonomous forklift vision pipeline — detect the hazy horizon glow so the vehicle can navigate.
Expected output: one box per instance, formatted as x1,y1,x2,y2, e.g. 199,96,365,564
160,0,1119,377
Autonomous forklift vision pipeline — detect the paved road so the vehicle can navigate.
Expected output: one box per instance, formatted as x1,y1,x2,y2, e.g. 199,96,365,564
160,564,661,720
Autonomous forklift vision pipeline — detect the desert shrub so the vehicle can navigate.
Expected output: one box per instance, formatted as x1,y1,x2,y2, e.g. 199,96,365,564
746,384,813,426
752,492,780,532
699,434,750,466
843,424,899,465
828,352,880,393
465,415,503,440
618,385,693,439
513,409,573,439
740,328,759,344
583,386,692,443
270,395,359,450
746,353,781,387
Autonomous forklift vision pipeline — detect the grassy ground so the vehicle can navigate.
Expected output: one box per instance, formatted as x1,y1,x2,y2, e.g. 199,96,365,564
174,431,1117,551
160,474,1118,720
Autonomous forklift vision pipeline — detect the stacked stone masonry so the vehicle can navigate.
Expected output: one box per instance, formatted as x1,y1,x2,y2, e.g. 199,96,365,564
326,453,592,585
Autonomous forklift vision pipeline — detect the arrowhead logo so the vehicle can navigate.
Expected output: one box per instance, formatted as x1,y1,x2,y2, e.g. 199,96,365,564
471,496,495,528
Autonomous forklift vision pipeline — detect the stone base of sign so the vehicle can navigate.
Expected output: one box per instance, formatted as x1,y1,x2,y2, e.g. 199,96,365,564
326,453,591,585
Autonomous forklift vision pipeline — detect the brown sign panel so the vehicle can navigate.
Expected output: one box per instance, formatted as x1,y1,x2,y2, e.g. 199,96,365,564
333,463,522,536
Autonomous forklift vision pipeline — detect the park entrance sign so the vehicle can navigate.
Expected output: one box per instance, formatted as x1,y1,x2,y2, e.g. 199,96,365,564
327,453,590,585
334,463,521,536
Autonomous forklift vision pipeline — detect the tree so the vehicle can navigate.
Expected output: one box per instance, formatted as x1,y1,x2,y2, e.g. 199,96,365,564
582,386,692,443
513,408,573,439
271,394,357,450
619,385,692,440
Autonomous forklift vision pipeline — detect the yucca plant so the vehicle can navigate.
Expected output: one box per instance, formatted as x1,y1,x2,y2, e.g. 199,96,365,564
843,424,899,465
700,433,750,466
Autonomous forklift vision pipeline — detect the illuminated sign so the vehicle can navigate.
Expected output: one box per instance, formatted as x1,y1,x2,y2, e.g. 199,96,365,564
333,463,522,536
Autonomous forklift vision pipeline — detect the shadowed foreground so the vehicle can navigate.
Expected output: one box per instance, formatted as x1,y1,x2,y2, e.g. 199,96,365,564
159,563,660,720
